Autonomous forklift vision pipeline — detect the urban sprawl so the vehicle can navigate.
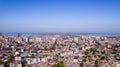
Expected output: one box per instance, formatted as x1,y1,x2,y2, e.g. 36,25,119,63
0,33,120,67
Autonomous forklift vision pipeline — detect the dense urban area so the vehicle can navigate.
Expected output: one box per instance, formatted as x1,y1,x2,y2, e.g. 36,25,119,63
0,33,120,67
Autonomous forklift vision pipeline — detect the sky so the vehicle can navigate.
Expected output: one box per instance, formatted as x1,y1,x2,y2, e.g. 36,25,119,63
0,0,120,33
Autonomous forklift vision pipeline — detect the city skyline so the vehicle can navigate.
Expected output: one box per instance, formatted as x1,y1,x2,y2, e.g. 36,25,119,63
0,0,120,33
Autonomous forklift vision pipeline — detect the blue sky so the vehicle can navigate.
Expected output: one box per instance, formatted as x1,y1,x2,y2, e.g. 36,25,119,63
0,0,120,33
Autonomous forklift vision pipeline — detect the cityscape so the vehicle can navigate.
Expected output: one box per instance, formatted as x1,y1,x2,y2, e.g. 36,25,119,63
0,0,120,67
0,33,120,67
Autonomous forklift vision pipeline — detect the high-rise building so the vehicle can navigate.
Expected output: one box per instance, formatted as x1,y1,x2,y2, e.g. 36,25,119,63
18,33,20,37
0,33,2,36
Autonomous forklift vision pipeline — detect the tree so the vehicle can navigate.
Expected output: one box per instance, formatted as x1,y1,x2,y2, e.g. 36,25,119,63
61,44,66,46
101,50,105,54
52,61,65,67
50,45,56,50
57,61,65,67
94,60,99,67
79,47,82,50
80,62,84,67
95,60,99,65
100,56,106,60
7,55,14,63
52,64,57,67
85,51,89,56
82,58,87,62
111,51,116,54
0,61,4,65
21,60,27,67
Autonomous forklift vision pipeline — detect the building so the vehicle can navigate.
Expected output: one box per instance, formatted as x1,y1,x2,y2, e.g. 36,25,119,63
0,33,2,36
18,33,20,37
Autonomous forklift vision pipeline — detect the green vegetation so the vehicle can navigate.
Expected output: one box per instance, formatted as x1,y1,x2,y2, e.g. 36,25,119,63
0,61,4,65
26,42,33,45
85,51,89,56
80,62,84,67
52,61,65,67
94,60,99,67
79,47,82,50
21,60,27,66
61,44,66,46
101,51,105,54
52,64,57,67
111,51,116,54
82,58,87,62
3,47,12,50
100,56,106,60
116,57,120,60
17,43,24,47
50,45,56,50
90,48,94,52
26,54,35,58
7,54,14,63
117,61,120,64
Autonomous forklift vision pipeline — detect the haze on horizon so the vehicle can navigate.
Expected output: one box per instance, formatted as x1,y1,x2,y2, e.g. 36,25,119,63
0,0,120,33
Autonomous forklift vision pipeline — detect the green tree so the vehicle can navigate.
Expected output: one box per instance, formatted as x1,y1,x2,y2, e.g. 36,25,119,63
79,47,82,50
21,60,27,67
94,60,99,67
80,62,84,67
52,61,65,67
82,58,87,62
85,51,89,56
7,54,14,63
58,61,65,67
50,45,56,50
0,61,4,65
100,56,106,60
52,64,57,67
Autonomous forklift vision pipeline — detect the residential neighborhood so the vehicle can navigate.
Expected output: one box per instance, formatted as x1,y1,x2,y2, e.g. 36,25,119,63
0,33,120,67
